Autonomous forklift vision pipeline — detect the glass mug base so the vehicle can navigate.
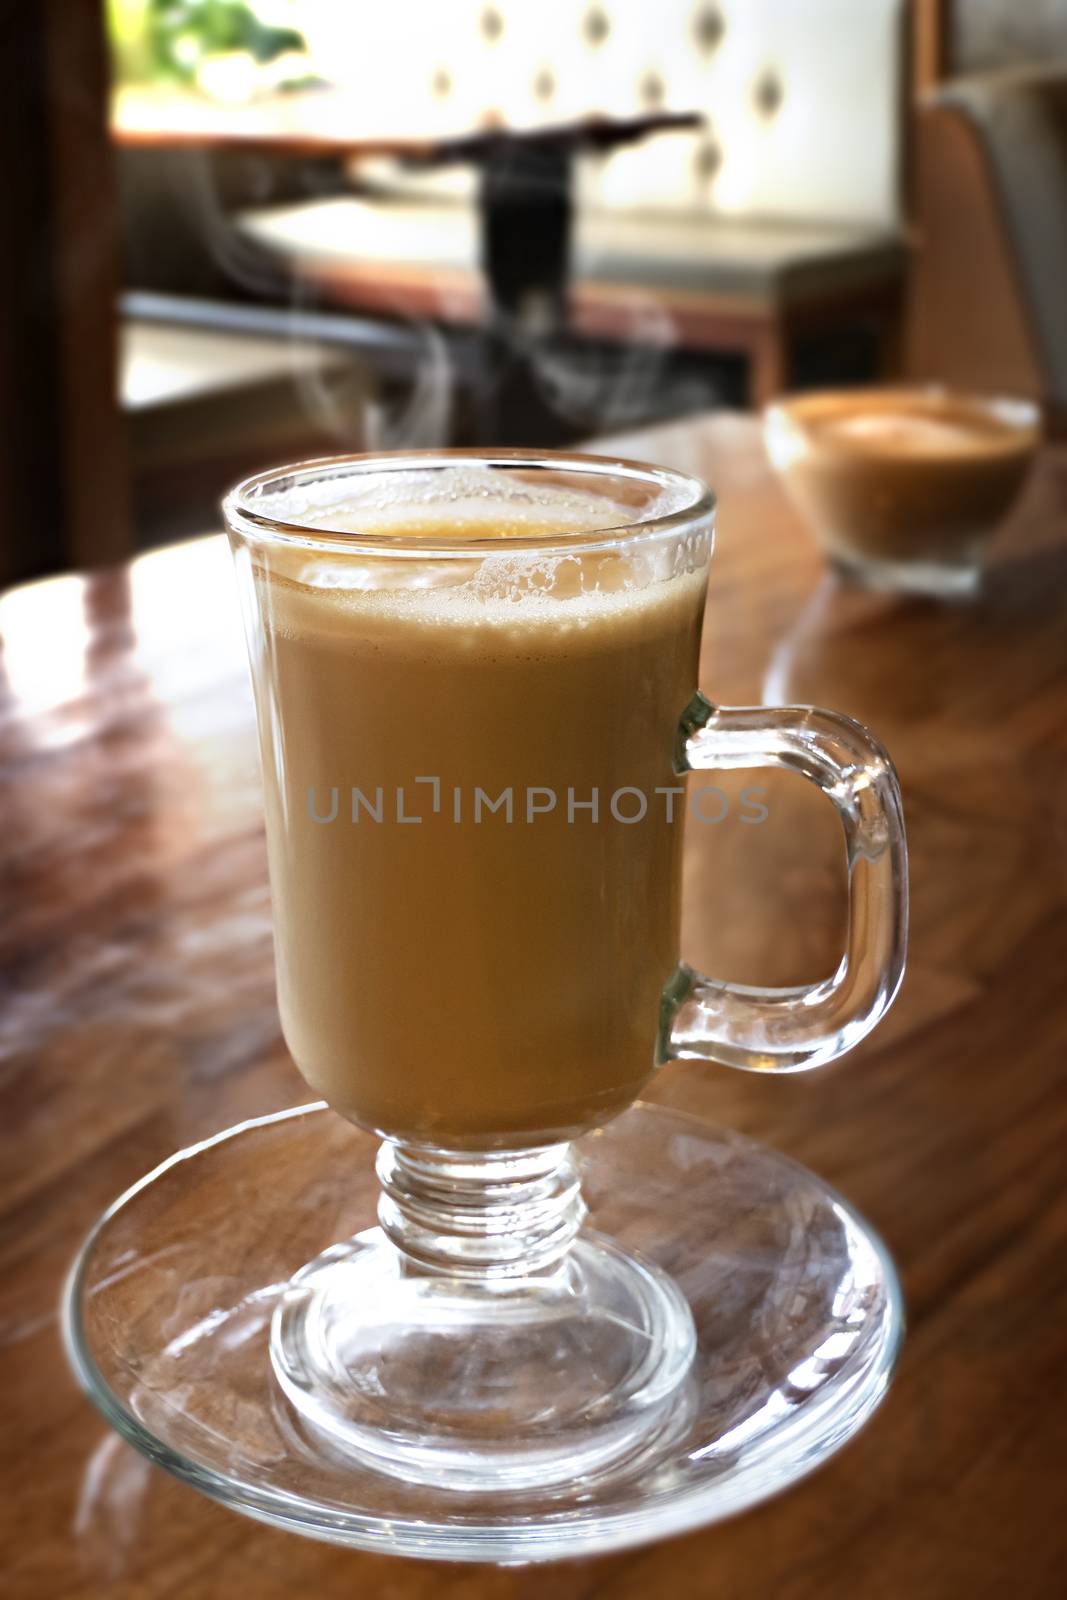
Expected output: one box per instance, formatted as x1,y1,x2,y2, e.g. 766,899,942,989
63,1102,903,1562
271,1219,697,1492
829,547,983,600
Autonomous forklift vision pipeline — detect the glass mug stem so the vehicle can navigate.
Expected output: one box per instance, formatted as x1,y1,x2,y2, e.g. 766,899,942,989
376,1140,585,1278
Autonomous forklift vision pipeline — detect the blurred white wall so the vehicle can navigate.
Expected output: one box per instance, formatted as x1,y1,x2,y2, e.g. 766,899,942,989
298,0,905,226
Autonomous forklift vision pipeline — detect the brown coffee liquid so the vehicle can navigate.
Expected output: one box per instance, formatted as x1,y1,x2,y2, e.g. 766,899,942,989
248,513,706,1149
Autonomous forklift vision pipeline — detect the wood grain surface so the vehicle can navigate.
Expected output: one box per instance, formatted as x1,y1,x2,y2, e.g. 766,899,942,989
2,414,1065,1598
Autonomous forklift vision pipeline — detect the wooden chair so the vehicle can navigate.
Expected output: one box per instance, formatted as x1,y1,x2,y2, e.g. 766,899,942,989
908,67,1067,432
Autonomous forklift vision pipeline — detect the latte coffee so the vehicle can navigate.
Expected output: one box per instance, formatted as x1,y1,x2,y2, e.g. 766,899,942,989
236,490,707,1148
765,388,1040,591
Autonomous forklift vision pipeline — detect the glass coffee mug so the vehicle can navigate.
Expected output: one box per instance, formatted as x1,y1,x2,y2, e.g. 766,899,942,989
225,450,907,1492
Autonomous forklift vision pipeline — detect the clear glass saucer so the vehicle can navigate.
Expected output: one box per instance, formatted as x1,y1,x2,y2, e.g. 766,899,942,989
63,1101,903,1564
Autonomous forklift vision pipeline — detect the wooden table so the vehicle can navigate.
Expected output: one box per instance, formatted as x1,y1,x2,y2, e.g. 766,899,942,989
3,415,1066,1598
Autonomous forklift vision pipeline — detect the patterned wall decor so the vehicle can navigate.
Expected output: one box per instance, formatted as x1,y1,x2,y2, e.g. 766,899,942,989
299,0,904,226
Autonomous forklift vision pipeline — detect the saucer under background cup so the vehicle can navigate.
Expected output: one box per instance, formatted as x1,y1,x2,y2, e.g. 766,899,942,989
63,1101,902,1564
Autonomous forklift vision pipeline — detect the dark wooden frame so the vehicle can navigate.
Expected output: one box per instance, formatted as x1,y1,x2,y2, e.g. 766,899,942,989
0,0,130,588
912,0,950,91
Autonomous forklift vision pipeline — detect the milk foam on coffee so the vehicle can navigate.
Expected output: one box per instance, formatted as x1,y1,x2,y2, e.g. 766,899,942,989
242,479,707,1147
819,411,1010,456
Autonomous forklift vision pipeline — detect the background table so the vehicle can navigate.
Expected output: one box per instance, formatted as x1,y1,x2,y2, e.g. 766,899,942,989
113,87,901,413
3,415,1066,1598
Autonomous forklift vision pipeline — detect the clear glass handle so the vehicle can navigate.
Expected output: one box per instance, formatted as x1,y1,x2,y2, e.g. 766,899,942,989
664,692,908,1073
